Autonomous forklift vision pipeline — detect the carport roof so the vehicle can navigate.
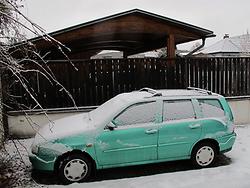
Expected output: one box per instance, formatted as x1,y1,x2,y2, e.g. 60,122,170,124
23,9,215,58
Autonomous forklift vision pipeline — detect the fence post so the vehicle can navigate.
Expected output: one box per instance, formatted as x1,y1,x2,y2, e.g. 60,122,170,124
0,71,4,148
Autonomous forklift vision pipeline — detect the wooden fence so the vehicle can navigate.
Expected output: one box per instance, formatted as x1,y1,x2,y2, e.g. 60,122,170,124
7,57,250,109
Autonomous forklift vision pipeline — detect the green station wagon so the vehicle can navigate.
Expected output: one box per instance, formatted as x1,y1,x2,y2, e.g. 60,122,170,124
29,87,236,183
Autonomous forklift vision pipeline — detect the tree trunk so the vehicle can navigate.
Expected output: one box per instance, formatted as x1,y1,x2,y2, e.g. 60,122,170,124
0,72,4,148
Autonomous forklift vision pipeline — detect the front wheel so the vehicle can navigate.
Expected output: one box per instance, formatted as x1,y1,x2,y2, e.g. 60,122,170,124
58,153,92,184
191,142,217,168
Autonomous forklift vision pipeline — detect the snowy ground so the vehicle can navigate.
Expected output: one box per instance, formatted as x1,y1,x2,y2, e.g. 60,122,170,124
1,125,250,188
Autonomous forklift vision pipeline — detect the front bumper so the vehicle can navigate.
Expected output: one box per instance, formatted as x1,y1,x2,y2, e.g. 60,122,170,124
29,152,56,171
218,132,236,153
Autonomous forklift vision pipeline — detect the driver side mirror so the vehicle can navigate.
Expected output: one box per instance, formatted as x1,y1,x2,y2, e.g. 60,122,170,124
106,121,117,131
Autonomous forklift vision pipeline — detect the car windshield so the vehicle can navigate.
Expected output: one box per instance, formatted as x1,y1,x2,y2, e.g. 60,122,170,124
89,95,126,126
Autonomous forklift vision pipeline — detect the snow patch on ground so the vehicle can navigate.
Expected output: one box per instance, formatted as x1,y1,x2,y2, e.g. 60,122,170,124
0,139,38,187
1,125,250,188
52,125,250,188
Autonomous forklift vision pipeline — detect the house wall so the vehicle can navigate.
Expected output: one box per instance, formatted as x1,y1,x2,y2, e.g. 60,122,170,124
7,97,250,138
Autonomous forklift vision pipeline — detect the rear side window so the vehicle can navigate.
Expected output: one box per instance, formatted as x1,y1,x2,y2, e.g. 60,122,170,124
198,99,225,118
113,101,157,126
163,100,195,121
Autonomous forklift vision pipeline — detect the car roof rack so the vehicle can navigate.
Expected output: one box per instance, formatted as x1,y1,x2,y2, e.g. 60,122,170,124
139,87,157,94
139,87,162,97
187,87,212,95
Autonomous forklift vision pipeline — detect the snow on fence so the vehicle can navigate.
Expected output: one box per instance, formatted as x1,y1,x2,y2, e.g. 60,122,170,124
5,57,250,110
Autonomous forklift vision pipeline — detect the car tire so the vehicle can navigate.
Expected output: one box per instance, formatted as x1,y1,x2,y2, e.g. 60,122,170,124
58,153,92,184
191,142,217,168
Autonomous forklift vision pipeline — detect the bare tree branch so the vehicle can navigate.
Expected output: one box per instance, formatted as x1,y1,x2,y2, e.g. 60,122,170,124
0,0,79,186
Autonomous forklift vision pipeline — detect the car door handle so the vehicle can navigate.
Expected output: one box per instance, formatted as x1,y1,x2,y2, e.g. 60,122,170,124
145,129,158,134
189,124,201,129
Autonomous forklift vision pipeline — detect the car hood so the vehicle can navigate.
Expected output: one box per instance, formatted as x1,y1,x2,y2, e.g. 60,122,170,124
33,113,96,146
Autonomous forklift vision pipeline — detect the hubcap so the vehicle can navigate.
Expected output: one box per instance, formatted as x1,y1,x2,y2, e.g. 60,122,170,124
196,146,214,166
64,159,88,182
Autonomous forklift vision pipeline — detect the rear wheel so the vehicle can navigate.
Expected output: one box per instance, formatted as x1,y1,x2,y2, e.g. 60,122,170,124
191,142,217,168
58,153,92,184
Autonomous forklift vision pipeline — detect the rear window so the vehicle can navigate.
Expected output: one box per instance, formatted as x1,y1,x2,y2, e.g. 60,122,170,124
198,99,225,118
163,100,195,121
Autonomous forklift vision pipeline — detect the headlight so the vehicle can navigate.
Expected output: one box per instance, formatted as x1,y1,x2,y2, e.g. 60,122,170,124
31,144,39,154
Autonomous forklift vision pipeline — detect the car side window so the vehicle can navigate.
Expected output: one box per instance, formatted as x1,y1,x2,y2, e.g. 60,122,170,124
198,99,225,118
163,100,195,121
113,101,157,126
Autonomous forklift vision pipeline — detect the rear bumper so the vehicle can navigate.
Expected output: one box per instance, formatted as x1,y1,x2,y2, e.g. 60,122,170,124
218,132,236,153
29,152,56,171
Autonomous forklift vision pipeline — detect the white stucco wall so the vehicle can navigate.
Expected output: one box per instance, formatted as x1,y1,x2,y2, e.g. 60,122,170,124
7,107,96,138
227,98,250,125
8,111,84,138
7,98,250,138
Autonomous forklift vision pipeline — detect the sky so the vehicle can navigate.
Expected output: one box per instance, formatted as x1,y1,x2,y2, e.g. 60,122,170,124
22,0,250,50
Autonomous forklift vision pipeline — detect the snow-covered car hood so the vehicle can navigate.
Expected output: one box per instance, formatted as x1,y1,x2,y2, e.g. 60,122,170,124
33,113,96,146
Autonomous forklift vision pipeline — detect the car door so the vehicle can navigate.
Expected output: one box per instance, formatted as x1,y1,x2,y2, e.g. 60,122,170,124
158,99,202,159
95,101,159,166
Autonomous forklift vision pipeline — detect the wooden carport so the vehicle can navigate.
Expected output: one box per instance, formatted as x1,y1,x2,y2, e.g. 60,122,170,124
8,9,217,109
29,9,214,61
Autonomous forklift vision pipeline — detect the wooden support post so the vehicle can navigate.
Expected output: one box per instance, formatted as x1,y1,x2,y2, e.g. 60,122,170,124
167,34,176,63
123,51,128,59
166,34,176,89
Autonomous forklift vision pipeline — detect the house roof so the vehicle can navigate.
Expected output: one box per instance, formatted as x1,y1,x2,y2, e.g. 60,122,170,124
199,34,250,54
15,9,215,59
